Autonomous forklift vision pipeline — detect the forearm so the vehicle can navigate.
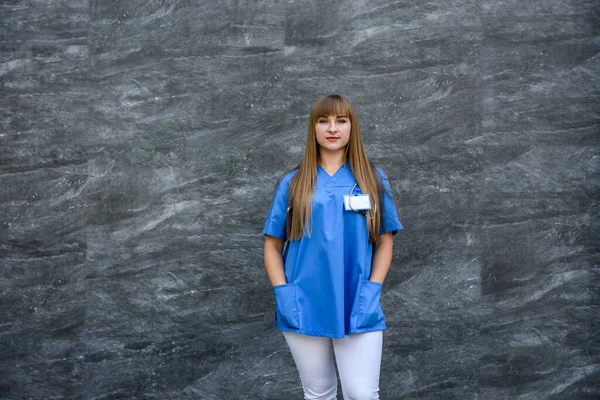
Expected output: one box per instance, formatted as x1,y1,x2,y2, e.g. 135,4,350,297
263,237,287,287
369,233,394,284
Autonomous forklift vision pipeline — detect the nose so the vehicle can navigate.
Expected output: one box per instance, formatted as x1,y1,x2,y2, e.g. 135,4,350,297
327,121,338,132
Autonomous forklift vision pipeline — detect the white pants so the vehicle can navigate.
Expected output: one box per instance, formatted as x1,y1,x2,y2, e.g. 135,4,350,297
282,330,383,400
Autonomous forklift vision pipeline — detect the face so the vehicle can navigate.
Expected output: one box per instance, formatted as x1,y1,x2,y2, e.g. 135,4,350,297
314,114,351,154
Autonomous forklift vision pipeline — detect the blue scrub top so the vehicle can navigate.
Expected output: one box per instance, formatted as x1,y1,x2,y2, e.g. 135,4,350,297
263,161,403,338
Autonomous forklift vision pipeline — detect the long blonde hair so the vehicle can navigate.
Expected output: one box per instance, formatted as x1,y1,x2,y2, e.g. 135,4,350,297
287,94,394,243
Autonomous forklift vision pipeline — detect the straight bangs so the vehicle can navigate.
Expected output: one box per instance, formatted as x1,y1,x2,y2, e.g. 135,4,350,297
310,95,354,123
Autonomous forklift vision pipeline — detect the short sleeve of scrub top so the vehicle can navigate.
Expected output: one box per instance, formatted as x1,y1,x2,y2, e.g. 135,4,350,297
263,171,296,241
376,166,404,235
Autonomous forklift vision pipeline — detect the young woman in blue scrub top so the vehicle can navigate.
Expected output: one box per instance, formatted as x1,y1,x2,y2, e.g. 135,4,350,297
263,94,403,400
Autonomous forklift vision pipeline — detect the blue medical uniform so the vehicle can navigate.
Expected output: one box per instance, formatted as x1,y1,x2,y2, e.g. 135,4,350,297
263,161,403,338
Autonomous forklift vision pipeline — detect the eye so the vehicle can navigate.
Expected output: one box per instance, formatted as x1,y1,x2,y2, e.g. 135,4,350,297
318,119,327,124
338,119,348,123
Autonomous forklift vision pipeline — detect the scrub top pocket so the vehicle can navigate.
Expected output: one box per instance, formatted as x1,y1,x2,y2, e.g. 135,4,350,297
273,283,300,330
354,280,385,330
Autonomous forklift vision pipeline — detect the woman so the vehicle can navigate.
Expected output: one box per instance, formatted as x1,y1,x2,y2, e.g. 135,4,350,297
263,94,403,400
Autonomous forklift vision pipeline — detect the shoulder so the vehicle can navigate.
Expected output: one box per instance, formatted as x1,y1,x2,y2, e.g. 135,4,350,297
371,163,390,181
276,168,299,188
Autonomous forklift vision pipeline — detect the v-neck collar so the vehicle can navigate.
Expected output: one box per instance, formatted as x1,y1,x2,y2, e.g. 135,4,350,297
318,160,350,178
316,160,351,189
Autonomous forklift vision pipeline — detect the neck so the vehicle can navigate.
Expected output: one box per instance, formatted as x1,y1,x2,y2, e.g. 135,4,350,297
318,149,346,170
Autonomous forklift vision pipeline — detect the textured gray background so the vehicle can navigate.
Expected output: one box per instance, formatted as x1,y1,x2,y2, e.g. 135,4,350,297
1,0,599,399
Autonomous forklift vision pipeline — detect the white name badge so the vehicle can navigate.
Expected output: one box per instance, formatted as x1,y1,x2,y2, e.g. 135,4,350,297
343,194,371,211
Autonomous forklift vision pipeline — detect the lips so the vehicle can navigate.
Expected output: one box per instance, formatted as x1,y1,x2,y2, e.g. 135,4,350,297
326,137,340,142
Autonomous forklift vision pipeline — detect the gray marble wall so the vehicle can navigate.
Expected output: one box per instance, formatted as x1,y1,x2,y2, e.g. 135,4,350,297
1,1,598,399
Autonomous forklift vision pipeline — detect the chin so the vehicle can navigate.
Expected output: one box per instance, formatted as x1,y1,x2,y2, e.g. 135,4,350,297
319,144,343,152
320,140,348,150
